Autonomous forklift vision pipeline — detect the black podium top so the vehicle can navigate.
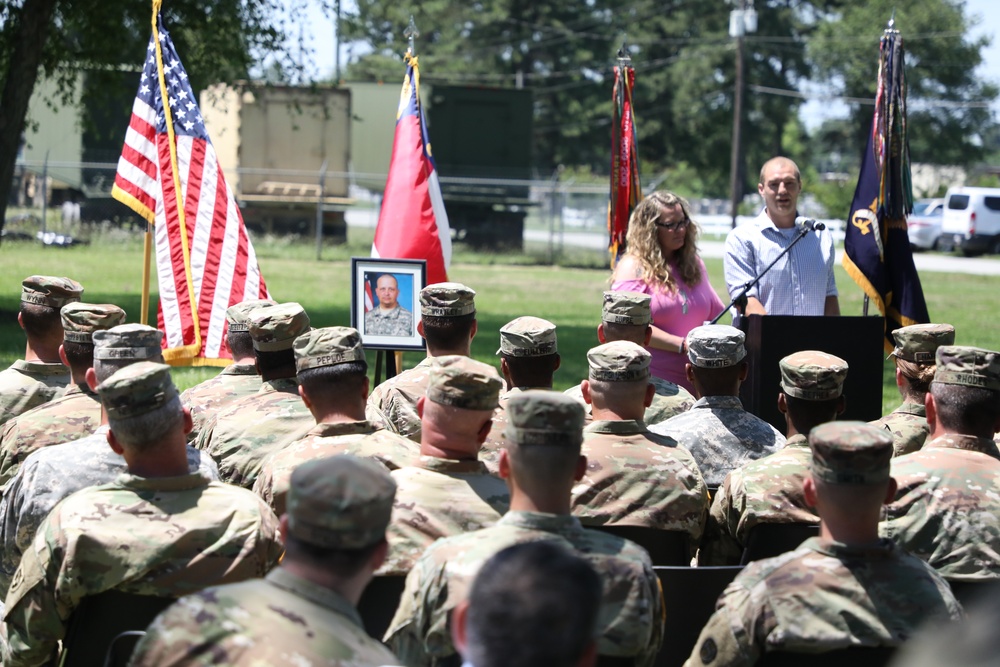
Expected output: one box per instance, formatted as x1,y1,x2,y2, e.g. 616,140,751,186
737,315,885,433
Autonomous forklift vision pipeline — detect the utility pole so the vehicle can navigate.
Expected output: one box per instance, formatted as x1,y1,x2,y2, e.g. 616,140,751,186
334,0,341,82
728,0,756,229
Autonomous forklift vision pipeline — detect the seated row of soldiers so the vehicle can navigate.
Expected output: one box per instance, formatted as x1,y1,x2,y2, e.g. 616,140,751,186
0,274,995,666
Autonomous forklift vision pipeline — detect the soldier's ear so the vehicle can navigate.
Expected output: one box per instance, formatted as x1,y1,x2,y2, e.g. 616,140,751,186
58,344,69,368
883,477,898,505
16,312,24,331
107,428,124,455
416,396,425,418
85,368,99,392
450,600,471,658
644,382,655,408
469,318,478,341
574,455,587,482
298,384,313,411
802,477,818,508
361,376,370,401
417,320,425,337
739,361,749,382
643,325,653,347
597,323,607,344
581,380,593,405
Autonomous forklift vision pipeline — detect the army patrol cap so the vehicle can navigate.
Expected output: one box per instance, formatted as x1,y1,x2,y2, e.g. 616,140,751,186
249,302,311,352
60,303,127,343
588,341,650,382
426,355,502,411
602,291,652,326
98,361,178,420
779,351,848,401
294,326,365,372
809,421,892,485
890,323,956,364
21,275,83,308
226,299,276,333
420,282,476,317
686,324,746,368
503,390,585,448
934,345,1000,391
287,454,397,549
496,316,558,357
93,324,163,361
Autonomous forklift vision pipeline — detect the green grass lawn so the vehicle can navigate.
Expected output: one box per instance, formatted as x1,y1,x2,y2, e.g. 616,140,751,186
1,231,997,417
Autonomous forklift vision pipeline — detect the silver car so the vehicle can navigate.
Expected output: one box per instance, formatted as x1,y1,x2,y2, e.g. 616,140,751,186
907,198,944,250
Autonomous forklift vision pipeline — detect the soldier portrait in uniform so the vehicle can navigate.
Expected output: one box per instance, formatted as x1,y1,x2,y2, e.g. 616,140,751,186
351,257,426,350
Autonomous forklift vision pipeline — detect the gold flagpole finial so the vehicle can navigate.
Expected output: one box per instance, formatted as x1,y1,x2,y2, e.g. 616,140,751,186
405,16,419,58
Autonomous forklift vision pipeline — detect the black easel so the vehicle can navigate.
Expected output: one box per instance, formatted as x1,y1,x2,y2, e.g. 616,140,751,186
374,349,398,386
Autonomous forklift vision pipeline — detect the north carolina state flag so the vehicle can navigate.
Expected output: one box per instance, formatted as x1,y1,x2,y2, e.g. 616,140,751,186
373,53,451,285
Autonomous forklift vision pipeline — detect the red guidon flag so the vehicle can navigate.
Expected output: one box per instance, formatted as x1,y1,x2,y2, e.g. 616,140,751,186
112,13,268,366
372,53,451,285
608,61,641,265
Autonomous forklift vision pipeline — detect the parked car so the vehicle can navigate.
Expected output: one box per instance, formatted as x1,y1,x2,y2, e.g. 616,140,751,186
939,186,1000,256
906,198,944,250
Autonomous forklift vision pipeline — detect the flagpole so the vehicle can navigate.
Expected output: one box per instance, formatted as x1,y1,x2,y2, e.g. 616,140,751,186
141,223,152,324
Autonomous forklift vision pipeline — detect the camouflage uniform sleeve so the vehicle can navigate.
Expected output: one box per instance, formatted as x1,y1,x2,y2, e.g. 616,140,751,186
0,462,34,595
253,500,285,573
1,520,69,667
638,561,666,667
698,473,744,566
684,583,758,667
382,558,438,667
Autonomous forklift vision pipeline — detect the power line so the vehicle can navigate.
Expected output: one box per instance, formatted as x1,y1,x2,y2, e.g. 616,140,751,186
748,83,994,108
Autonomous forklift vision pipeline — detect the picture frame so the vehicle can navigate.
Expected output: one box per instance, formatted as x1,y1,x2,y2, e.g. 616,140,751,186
351,257,427,351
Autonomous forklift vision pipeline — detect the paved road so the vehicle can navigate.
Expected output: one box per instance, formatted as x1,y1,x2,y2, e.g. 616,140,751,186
524,229,1000,276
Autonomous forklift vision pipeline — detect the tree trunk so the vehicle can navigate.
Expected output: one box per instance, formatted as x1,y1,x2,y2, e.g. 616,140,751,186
0,0,60,244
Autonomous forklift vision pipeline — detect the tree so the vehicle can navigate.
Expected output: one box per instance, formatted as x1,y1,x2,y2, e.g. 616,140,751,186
810,0,997,167
0,0,296,241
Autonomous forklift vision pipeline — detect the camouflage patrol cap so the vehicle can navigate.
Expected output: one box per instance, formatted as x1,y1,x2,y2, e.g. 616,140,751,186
588,341,650,382
686,324,746,368
21,275,83,308
93,324,163,361
294,326,365,372
249,302,311,352
97,361,178,420
809,421,892,485
287,454,396,549
503,390,585,448
496,316,558,357
602,291,652,326
420,282,476,317
934,345,1000,392
226,299,276,333
779,351,848,401
60,303,127,343
426,355,502,410
889,323,956,364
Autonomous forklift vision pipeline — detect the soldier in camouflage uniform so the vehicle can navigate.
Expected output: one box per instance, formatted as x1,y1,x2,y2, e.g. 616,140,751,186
365,273,414,336
0,362,283,667
0,302,126,489
132,455,401,667
572,341,708,553
366,282,478,442
686,422,962,667
386,390,664,667
882,345,1000,580
871,323,955,457
481,316,561,474
181,298,273,441
383,355,509,575
254,326,417,516
196,302,314,488
649,325,784,488
699,351,848,565
566,290,695,424
0,324,219,597
0,276,82,426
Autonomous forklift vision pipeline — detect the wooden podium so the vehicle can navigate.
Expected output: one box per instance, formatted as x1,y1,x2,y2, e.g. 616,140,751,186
738,315,885,432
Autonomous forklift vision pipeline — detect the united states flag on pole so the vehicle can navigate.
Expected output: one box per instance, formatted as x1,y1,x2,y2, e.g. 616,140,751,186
372,53,451,285
112,15,268,365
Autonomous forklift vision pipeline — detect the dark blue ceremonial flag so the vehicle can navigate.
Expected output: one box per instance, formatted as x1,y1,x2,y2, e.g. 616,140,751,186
842,127,929,352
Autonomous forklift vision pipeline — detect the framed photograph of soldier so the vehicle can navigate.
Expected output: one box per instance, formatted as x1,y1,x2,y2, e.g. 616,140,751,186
351,257,426,351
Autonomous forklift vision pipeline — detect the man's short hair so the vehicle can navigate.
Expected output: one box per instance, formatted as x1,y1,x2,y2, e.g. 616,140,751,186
254,348,296,376
109,395,184,451
465,541,602,667
783,394,841,434
283,532,383,578
297,361,368,399
931,382,1000,436
691,364,744,395
61,340,95,375
227,330,254,360
422,313,476,350
600,321,648,345
502,353,559,388
19,302,62,340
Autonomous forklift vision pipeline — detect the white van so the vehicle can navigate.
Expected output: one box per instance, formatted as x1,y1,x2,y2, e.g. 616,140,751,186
939,186,1000,256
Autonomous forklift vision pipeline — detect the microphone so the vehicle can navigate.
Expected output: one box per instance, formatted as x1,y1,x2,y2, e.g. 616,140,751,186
795,216,826,231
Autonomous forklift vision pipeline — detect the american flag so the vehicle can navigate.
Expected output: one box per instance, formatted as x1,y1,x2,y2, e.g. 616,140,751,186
112,17,269,365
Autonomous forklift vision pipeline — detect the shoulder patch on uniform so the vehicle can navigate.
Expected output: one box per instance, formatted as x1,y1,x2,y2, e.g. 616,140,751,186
700,637,718,664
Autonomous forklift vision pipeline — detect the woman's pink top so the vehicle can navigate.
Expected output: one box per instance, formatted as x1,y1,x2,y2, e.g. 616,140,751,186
612,257,725,393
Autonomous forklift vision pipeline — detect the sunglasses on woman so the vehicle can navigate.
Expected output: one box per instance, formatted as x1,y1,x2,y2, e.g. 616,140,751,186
653,217,690,232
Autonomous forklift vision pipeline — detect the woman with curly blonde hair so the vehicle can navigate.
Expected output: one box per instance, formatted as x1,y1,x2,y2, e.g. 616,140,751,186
611,191,724,392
